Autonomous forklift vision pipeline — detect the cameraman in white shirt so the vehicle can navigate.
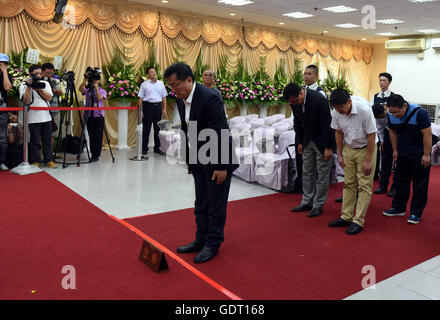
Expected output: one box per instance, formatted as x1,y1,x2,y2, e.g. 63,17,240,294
19,64,57,168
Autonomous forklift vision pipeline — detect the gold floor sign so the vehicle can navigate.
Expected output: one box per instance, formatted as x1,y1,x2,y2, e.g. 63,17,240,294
139,240,169,273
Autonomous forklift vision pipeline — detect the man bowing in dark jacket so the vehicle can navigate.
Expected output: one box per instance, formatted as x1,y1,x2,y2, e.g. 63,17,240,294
164,63,239,264
284,83,335,218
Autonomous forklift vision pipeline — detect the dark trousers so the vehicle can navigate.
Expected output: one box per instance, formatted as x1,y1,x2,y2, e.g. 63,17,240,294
293,143,303,190
7,143,23,169
87,117,104,159
380,129,395,188
0,112,8,164
392,152,430,217
192,166,233,250
29,121,52,164
142,102,162,153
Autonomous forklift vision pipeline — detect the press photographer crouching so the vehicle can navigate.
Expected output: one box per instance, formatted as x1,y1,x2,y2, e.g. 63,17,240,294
19,64,57,168
79,67,106,162
7,112,23,169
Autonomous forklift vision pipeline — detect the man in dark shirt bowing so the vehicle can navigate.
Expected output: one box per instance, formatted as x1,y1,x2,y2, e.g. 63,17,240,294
284,83,335,218
164,63,238,264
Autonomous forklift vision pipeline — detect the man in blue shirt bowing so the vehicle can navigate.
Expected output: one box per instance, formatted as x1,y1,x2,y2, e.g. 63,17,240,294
383,94,432,225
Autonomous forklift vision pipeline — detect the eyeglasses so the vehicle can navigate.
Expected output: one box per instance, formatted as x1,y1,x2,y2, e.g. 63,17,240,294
168,80,184,89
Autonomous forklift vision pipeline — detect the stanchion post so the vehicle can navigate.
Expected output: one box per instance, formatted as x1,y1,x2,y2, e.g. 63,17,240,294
129,104,148,161
10,104,43,175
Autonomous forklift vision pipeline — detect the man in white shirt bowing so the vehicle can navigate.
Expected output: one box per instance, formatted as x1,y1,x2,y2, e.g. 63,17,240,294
138,67,167,155
328,89,378,235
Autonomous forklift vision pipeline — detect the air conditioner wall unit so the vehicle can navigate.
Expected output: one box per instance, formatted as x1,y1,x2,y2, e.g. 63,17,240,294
417,103,440,124
431,38,440,49
385,38,427,51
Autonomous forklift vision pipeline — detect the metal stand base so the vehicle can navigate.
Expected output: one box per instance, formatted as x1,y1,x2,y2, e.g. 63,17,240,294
10,162,43,176
129,155,149,161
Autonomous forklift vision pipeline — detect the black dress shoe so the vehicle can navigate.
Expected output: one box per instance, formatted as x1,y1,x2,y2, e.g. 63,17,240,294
374,185,388,194
177,241,205,253
142,150,148,155
328,218,351,227
291,204,313,212
346,222,363,235
307,208,322,218
334,196,343,203
387,186,396,198
154,150,165,155
194,247,218,264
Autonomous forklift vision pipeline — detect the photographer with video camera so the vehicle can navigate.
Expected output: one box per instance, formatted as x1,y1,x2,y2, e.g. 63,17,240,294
42,63,63,151
79,67,106,162
0,53,13,171
19,64,57,168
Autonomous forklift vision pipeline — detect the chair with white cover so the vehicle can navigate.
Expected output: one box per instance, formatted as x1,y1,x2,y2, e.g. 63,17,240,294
271,113,286,122
245,114,259,123
263,115,279,126
249,118,265,130
229,116,246,127
255,130,296,191
272,121,290,135
159,130,181,157
233,124,261,182
231,122,252,148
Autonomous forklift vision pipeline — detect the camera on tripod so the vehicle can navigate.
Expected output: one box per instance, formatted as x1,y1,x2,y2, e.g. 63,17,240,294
61,70,75,84
25,74,46,90
84,67,101,89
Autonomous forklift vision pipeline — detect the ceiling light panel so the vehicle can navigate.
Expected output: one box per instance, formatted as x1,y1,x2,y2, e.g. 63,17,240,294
218,0,254,6
283,12,314,19
334,23,360,28
323,6,358,13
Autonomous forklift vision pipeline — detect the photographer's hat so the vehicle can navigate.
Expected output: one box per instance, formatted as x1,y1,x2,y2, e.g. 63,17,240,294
0,53,10,64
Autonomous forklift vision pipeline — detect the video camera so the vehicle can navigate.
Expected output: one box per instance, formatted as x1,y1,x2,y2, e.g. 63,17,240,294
25,74,46,90
61,70,75,84
84,67,101,89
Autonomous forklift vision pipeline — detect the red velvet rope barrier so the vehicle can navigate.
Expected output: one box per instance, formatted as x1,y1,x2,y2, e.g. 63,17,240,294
0,106,138,111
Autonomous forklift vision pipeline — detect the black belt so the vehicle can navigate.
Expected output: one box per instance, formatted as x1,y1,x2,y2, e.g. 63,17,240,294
144,101,161,106
352,145,367,149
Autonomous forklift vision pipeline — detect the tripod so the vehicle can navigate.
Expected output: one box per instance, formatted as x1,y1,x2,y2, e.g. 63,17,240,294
54,76,92,168
80,85,114,165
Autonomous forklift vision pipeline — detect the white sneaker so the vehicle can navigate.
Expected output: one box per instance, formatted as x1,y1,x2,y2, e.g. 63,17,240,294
0,164,9,171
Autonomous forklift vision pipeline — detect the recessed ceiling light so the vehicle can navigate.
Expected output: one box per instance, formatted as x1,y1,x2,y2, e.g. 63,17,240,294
361,38,367,40
334,23,360,28
229,13,236,16
323,6,358,13
376,32,399,36
279,22,285,25
376,19,405,24
417,29,440,33
161,0,168,3
218,0,254,6
323,30,328,33
283,12,314,19
409,0,438,3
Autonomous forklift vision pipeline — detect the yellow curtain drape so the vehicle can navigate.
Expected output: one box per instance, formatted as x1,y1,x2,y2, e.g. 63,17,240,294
0,0,373,147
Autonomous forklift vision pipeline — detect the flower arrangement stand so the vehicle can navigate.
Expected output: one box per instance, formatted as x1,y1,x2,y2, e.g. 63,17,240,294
259,105,268,118
115,99,130,150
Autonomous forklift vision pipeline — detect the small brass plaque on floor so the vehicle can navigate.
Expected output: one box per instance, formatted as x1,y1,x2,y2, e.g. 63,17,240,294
139,240,169,273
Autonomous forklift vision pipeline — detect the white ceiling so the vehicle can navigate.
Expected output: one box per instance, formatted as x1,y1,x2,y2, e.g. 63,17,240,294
126,0,440,44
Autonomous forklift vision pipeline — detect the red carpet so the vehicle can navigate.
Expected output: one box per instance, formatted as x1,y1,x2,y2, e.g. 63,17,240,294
0,172,227,300
127,168,440,300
